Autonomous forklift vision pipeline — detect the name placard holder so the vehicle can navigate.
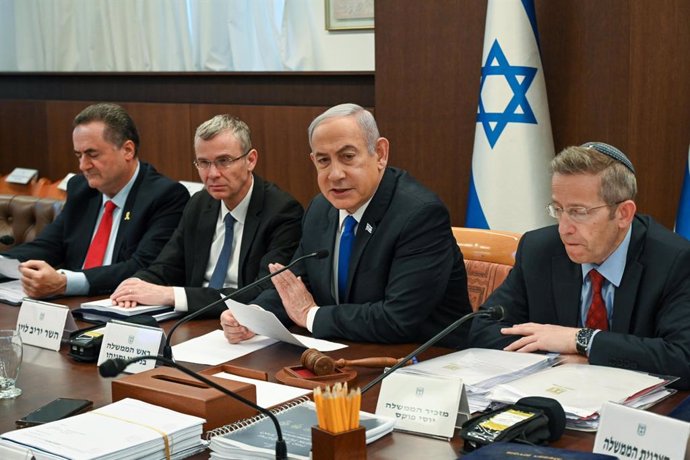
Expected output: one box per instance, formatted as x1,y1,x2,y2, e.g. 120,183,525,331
57,172,76,191
97,320,164,373
5,167,38,184
375,371,467,439
594,402,690,460
16,300,77,351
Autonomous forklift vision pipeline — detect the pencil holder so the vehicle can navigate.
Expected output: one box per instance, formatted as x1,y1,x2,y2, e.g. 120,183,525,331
311,425,366,460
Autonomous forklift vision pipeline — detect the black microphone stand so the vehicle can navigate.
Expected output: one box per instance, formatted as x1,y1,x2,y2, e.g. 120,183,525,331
163,250,327,360
100,355,288,460
361,306,504,394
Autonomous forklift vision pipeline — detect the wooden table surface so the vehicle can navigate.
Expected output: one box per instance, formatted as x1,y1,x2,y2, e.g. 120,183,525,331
0,297,685,459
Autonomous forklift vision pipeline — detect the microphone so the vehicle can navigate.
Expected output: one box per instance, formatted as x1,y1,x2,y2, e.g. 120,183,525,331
163,249,329,360
361,305,505,394
0,235,15,245
99,355,287,460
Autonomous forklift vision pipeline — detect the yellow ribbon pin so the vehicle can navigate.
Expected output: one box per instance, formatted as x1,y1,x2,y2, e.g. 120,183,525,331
124,211,131,221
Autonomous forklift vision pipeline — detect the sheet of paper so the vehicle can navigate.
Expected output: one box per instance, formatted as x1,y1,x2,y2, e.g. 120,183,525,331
225,299,347,351
0,279,26,305
213,371,311,408
0,258,21,279
171,329,279,365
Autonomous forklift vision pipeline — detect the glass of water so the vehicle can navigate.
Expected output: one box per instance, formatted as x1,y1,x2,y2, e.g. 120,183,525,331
0,329,22,399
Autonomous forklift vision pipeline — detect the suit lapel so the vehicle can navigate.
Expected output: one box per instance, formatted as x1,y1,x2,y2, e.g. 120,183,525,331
314,206,339,303
191,195,220,285
552,254,582,326
612,218,645,332
76,191,105,261
238,176,264,285
112,163,146,261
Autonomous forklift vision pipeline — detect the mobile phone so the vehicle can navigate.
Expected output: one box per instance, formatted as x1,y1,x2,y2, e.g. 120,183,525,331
16,398,93,428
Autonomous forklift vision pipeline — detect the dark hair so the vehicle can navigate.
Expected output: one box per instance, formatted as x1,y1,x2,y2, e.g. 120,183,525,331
74,103,140,154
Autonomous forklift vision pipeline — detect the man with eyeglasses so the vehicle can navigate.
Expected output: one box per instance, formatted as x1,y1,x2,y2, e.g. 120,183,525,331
470,142,690,389
1,103,189,298
110,114,303,317
220,103,472,346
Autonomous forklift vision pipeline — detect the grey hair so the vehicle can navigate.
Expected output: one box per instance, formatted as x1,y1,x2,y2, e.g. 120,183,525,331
551,145,637,205
308,103,379,153
195,114,252,152
74,103,140,154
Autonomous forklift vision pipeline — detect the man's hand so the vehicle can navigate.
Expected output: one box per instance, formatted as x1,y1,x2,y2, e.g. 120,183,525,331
220,309,255,343
19,260,66,298
268,262,315,328
501,322,580,354
110,278,174,308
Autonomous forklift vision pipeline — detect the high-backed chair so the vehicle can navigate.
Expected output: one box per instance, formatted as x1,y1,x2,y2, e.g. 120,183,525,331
0,195,64,248
452,227,521,311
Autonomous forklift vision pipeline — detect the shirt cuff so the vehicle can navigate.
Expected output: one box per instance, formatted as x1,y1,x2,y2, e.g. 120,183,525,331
61,270,89,296
306,306,320,332
172,286,188,312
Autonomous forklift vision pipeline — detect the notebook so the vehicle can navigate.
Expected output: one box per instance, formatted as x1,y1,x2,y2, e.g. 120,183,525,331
73,298,181,323
206,398,395,460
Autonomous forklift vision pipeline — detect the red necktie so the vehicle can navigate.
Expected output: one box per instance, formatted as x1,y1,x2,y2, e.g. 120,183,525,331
83,201,117,269
586,269,609,330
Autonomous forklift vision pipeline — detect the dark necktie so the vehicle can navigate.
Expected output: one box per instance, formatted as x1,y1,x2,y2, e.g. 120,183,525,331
338,216,357,302
209,213,235,289
586,269,609,330
83,200,117,269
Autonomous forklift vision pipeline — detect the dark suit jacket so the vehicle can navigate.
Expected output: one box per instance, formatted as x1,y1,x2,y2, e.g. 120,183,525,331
253,167,472,347
134,175,303,317
469,215,690,389
2,162,189,295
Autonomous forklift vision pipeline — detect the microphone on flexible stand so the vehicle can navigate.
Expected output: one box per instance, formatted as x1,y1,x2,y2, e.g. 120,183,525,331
361,305,505,394
162,249,329,360
0,235,15,245
99,355,288,460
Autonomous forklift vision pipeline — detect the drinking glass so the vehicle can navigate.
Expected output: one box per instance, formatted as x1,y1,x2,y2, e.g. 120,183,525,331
0,329,22,399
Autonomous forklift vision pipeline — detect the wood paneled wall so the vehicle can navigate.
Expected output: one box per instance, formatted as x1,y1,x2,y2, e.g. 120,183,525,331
375,0,690,229
1,1,689,229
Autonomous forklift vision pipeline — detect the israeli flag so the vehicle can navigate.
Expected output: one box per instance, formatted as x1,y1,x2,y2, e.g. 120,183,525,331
466,0,554,233
675,147,690,240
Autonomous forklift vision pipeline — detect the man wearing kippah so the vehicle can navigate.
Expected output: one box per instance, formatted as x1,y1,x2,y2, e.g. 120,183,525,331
470,142,690,389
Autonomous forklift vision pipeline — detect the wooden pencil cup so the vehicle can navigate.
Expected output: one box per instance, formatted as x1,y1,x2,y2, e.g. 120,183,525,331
311,425,366,460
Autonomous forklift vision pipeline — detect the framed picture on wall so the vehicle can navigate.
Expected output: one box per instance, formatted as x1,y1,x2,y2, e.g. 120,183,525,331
325,0,375,31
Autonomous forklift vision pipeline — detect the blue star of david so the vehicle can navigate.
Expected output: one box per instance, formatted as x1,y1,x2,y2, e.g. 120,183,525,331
476,39,538,148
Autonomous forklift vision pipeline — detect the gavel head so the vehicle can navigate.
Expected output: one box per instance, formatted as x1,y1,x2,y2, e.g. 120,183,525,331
301,348,336,376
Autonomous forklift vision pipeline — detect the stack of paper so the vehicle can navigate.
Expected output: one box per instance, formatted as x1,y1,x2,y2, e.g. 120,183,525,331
400,348,557,412
73,298,181,323
0,398,206,459
488,364,674,431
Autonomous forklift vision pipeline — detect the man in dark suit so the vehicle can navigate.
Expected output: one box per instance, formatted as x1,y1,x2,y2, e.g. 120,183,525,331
221,103,471,346
469,142,690,389
110,115,303,317
2,103,189,298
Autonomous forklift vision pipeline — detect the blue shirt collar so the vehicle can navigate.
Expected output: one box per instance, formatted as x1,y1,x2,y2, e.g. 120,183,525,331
101,161,140,209
581,225,632,287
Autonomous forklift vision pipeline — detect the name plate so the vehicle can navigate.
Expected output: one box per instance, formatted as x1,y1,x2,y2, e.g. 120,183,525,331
594,402,690,460
16,300,77,351
57,172,75,191
375,371,467,439
97,320,164,373
5,167,38,184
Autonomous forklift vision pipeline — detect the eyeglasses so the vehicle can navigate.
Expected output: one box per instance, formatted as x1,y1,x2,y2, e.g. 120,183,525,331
546,202,622,223
193,149,251,170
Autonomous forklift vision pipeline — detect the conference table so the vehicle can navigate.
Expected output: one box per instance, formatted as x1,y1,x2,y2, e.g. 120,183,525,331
0,297,686,459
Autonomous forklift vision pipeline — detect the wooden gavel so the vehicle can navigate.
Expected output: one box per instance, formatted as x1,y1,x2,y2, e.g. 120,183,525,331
301,348,411,376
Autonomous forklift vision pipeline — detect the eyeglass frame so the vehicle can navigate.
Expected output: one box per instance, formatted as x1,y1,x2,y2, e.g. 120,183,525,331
193,148,252,170
546,201,625,223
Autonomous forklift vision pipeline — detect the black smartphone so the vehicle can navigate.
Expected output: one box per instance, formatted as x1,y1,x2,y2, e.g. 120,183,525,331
16,398,93,428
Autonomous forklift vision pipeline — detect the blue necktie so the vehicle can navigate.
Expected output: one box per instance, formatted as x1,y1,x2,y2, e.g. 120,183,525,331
338,216,357,301
209,213,235,289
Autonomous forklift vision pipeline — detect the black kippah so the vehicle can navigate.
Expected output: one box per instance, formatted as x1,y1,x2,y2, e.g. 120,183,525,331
581,141,636,174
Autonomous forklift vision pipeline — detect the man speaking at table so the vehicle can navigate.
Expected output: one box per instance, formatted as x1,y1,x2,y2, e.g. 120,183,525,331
221,103,472,347
469,142,690,389
2,103,189,298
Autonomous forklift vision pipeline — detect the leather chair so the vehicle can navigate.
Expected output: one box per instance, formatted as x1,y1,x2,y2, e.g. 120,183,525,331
452,227,521,311
0,195,64,249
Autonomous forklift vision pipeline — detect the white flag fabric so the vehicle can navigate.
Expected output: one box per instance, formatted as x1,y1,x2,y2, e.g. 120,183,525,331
675,147,690,240
466,0,554,233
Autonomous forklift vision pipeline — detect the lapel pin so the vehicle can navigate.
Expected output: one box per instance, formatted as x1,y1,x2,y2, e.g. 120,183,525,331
124,211,131,221
365,223,373,234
